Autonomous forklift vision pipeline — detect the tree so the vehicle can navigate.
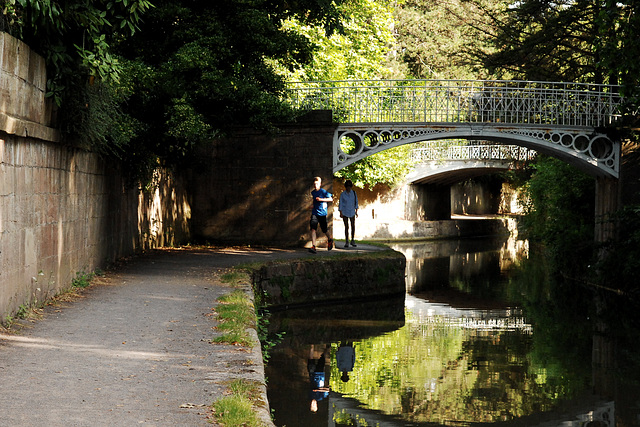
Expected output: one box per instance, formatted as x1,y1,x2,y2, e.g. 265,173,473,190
464,0,640,91
113,0,348,178
1,0,152,106
595,1,640,108
519,156,595,272
391,0,504,80
277,0,396,81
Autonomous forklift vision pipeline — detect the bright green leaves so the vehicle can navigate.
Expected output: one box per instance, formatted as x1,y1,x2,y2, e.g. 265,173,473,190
335,145,415,189
5,0,153,107
279,0,396,81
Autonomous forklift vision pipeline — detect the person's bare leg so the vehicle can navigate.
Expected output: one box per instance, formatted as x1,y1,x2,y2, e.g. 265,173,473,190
350,217,357,246
343,217,349,246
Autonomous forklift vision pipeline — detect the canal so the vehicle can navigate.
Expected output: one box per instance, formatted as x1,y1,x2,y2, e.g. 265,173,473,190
264,236,640,426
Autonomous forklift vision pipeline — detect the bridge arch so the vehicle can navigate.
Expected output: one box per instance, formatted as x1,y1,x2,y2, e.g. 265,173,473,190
407,160,512,185
334,123,618,178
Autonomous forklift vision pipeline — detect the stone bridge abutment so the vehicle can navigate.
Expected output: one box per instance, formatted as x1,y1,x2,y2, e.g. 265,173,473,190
189,110,336,246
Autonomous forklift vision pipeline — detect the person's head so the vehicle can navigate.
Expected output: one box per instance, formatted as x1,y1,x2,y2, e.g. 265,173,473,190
313,176,322,190
341,371,350,382
310,399,318,413
344,180,353,191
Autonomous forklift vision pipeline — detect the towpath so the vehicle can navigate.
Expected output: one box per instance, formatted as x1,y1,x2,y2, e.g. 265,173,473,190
0,242,378,426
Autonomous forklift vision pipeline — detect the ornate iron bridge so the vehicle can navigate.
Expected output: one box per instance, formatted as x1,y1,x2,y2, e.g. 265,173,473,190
285,79,623,177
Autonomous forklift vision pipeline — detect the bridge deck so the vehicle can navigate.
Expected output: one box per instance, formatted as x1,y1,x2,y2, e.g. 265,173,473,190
285,79,623,178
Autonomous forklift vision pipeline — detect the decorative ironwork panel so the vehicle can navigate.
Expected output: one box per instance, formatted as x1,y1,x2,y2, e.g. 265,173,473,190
334,124,619,178
286,79,623,128
285,79,622,177
411,144,537,162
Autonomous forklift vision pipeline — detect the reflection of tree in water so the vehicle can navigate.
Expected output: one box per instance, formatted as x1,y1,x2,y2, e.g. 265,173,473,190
330,308,591,424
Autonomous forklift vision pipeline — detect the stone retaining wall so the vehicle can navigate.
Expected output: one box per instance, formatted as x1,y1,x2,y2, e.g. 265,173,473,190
0,134,191,319
0,33,191,320
253,250,406,308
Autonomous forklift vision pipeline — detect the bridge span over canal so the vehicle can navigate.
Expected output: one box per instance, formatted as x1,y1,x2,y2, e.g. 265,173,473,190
285,79,624,242
190,79,628,246
286,79,623,179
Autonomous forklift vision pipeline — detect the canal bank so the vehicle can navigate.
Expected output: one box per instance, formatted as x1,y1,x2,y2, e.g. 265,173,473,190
0,242,397,427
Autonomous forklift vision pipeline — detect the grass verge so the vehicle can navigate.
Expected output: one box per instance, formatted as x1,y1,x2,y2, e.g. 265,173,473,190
212,269,257,347
212,289,256,347
212,379,267,427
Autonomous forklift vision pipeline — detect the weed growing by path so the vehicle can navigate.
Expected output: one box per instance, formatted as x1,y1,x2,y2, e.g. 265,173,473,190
72,270,95,288
2,268,107,330
212,289,256,347
212,379,266,426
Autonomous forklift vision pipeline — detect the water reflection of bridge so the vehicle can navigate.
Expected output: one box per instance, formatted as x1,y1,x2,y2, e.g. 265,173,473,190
328,393,614,427
405,295,533,334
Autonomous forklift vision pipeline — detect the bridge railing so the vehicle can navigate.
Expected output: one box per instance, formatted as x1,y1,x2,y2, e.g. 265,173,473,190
411,144,537,163
286,79,623,128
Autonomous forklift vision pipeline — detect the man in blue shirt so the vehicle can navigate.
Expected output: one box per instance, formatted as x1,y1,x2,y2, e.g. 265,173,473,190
309,176,333,254
308,345,331,413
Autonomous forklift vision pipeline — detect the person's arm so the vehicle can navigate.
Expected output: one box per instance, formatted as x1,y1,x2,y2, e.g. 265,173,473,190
355,192,359,217
315,190,333,203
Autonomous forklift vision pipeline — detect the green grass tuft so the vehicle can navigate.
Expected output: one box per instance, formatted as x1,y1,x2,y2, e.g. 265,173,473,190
213,379,265,427
212,289,256,347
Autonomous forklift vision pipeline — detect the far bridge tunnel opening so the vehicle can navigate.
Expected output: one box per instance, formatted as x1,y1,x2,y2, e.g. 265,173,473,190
406,174,508,221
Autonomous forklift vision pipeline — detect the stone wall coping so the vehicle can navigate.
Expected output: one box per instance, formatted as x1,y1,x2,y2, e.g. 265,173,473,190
0,112,60,142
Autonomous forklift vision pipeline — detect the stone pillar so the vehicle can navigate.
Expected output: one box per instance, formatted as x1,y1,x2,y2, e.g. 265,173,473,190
594,176,619,244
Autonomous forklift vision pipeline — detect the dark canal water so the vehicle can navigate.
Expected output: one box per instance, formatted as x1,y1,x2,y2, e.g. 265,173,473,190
264,236,640,426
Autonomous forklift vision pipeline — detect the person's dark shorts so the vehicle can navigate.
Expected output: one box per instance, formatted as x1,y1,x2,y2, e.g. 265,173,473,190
310,214,328,233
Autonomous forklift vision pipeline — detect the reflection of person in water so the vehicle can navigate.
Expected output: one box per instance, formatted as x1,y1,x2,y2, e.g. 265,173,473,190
308,345,331,413
336,342,355,382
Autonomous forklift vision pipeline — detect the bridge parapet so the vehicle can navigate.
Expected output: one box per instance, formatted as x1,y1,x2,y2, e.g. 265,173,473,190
411,143,536,163
286,79,623,128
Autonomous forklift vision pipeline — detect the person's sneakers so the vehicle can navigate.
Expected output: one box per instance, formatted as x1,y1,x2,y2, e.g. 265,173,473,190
343,242,349,248
328,238,333,250
351,240,357,247
308,246,317,254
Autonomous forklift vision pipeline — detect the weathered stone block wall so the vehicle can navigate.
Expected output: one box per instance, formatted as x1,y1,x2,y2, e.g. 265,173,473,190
190,112,336,247
0,135,191,319
0,33,191,320
0,33,57,141
253,251,406,307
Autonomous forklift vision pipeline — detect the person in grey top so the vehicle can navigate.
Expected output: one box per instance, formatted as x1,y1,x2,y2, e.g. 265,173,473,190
338,180,359,248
